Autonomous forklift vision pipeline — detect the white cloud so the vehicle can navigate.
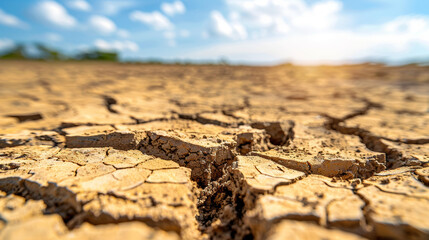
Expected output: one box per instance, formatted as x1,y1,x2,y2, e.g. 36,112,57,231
291,0,342,31
383,16,429,34
94,39,139,52
164,31,176,39
161,1,186,16
167,39,176,47
380,16,429,49
200,0,429,63
209,11,247,39
189,15,429,64
0,9,26,28
164,30,189,39
163,30,189,46
32,1,76,28
67,0,91,12
67,0,91,11
130,11,173,30
100,1,136,16
219,0,342,38
87,16,129,38
0,38,15,51
117,29,130,38
89,15,117,34
202,31,209,39
45,32,62,42
179,29,190,38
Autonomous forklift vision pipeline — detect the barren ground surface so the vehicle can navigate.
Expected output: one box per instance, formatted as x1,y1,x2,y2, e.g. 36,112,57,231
0,61,428,240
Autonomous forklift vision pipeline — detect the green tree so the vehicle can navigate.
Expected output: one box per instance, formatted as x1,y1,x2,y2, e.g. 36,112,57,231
35,43,65,60
76,50,118,61
0,44,26,59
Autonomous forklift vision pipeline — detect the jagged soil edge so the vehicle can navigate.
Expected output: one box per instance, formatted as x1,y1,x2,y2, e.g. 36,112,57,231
323,99,425,169
0,176,187,235
1,98,419,239
0,130,238,238
0,125,291,239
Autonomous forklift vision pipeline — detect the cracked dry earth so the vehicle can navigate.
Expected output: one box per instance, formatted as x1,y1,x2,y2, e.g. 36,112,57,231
0,61,428,240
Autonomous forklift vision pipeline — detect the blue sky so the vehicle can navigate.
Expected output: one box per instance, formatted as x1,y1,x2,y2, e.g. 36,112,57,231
0,0,429,64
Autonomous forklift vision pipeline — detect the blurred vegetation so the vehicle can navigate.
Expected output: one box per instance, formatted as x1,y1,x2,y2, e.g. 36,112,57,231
75,51,118,61
35,43,66,60
0,44,27,60
0,42,233,65
0,43,118,62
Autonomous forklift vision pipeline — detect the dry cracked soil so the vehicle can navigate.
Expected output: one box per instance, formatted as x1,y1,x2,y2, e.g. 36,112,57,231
0,60,428,240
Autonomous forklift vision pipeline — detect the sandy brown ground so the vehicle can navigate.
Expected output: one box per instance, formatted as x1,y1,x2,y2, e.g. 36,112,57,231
0,60,428,240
